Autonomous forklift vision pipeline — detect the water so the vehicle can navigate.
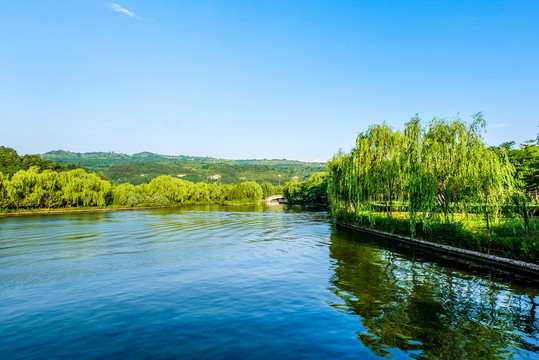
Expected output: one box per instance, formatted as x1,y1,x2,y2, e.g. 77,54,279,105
0,205,537,359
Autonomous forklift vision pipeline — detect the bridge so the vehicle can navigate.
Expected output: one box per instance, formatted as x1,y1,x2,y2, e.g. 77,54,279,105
265,194,286,205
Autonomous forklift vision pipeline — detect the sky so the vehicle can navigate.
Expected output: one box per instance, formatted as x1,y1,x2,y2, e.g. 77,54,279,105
1,0,538,162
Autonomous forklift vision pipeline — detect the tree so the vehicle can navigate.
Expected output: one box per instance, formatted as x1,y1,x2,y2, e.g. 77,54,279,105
148,176,193,203
327,113,517,239
238,181,263,201
0,172,9,208
261,182,275,198
7,167,41,208
59,169,112,207
498,140,539,191
0,146,21,168
114,183,137,206
38,170,61,208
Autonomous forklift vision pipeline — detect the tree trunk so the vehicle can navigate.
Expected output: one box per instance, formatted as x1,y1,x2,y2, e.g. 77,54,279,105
390,198,393,217
523,204,530,239
444,197,450,223
484,193,490,235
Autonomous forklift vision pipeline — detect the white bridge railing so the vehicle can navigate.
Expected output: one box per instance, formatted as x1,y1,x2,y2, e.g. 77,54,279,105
265,195,285,203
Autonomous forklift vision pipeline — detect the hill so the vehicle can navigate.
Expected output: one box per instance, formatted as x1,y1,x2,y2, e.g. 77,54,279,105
40,150,326,185
1,146,80,178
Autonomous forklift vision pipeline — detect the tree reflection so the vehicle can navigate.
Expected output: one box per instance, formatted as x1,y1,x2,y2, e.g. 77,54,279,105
328,229,539,359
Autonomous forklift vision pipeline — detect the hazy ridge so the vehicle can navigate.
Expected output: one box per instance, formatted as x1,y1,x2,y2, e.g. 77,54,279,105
40,150,326,185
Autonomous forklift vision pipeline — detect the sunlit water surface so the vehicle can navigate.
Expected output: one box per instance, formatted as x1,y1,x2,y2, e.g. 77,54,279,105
0,205,537,359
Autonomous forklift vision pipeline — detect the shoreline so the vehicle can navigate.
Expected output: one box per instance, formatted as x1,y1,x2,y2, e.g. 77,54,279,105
336,221,539,278
0,204,204,217
0,202,265,217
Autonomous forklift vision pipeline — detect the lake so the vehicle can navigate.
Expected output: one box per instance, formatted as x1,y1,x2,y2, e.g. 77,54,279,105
0,205,537,359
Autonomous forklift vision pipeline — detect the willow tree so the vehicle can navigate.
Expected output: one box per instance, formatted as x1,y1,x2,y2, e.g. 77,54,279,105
474,147,514,233
7,167,41,208
338,123,404,220
327,113,516,239
428,114,509,228
148,176,194,203
363,123,404,217
421,116,473,221
326,150,347,212
193,182,212,202
0,172,8,208
38,169,61,209
59,169,112,207
237,181,263,201
327,149,360,215
464,113,514,233
261,182,276,198
403,115,437,235
115,183,137,205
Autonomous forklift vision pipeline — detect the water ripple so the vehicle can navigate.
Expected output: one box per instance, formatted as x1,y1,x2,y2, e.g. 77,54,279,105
0,205,537,359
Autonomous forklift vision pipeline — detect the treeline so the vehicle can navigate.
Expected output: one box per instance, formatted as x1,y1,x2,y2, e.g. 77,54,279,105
493,140,539,192
327,114,538,261
0,167,112,209
41,150,219,169
42,150,323,168
0,146,80,178
0,166,283,210
102,162,318,186
41,150,326,186
283,172,328,204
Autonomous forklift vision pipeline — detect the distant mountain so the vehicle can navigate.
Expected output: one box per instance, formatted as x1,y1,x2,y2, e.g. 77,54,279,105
40,150,326,185
41,150,214,169
41,150,323,168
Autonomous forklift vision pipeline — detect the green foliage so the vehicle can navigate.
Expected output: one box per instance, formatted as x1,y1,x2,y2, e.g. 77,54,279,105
327,114,537,261
0,146,77,178
226,182,262,201
58,169,113,207
40,150,326,186
0,147,20,169
493,139,539,191
0,172,8,208
103,161,322,186
260,182,276,198
0,164,268,210
0,161,273,210
1,167,112,209
237,181,263,201
283,172,328,204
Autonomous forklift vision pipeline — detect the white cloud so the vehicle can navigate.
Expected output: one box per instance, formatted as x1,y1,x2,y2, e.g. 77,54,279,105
109,3,139,18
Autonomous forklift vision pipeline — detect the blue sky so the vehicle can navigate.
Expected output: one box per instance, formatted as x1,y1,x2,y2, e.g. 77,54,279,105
1,1,538,161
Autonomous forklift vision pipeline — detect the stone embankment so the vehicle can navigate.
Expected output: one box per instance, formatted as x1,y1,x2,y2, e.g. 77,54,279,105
337,221,539,278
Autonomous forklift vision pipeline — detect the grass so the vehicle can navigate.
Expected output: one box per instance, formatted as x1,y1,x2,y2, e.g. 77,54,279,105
334,208,538,263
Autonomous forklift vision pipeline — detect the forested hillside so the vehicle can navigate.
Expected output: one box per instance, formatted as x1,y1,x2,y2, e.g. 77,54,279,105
41,150,325,185
0,146,80,178
0,147,289,210
41,150,213,169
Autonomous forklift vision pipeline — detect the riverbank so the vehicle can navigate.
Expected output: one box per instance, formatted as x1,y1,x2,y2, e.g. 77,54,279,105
0,201,265,217
333,208,538,262
337,221,539,277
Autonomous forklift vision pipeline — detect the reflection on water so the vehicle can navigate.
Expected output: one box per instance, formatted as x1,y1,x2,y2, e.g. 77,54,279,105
328,227,539,359
0,205,537,359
